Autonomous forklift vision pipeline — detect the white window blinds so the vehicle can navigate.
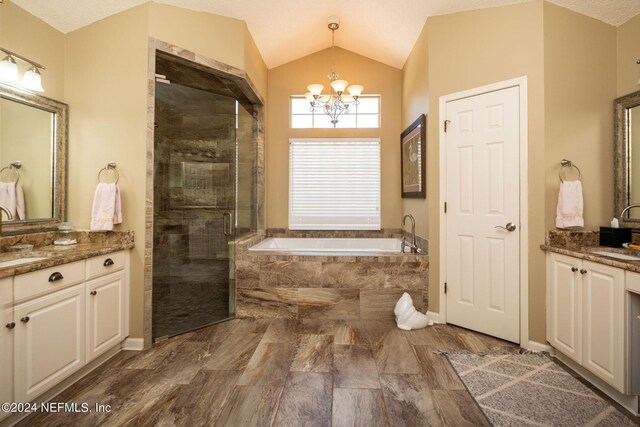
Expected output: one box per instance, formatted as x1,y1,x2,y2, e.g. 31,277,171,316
289,139,381,230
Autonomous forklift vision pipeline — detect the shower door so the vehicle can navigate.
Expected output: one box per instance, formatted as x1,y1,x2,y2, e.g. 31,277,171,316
152,81,237,340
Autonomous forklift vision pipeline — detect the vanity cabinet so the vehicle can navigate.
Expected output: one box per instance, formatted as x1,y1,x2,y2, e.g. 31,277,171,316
547,253,625,392
1,250,130,410
13,284,86,403
0,278,14,422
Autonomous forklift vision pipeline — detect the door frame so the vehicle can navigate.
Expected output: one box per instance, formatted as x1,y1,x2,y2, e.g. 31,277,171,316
438,76,529,347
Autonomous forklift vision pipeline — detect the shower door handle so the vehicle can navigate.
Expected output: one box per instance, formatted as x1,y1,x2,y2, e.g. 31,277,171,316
223,213,232,237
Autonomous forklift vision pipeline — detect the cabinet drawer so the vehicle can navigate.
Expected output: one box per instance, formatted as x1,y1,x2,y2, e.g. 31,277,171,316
0,277,12,307
86,251,125,280
626,271,640,294
14,260,85,302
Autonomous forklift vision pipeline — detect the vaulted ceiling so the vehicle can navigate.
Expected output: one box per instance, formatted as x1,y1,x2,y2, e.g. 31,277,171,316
10,0,640,69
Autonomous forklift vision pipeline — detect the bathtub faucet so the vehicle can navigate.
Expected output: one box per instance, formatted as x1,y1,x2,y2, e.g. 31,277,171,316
402,214,418,254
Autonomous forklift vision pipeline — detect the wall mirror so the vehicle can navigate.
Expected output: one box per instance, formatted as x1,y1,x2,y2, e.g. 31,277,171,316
0,83,67,234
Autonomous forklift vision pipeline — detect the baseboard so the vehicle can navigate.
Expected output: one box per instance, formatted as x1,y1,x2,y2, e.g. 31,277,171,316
122,337,144,351
525,340,553,353
426,311,442,324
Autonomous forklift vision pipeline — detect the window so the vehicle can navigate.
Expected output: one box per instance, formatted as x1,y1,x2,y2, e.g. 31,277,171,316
289,139,381,230
290,95,380,129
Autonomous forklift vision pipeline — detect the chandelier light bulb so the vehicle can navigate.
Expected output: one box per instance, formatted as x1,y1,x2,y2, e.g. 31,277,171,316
304,92,315,102
341,95,354,104
331,79,348,93
347,85,364,97
307,84,324,96
0,55,19,83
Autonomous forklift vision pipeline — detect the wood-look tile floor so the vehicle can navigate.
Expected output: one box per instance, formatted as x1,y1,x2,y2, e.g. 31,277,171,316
18,319,523,427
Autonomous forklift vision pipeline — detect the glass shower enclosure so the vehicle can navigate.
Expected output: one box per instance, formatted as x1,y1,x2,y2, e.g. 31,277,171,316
152,53,256,340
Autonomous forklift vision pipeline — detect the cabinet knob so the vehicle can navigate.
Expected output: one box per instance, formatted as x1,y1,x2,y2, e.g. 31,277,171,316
5,322,15,330
20,317,30,323
580,269,587,275
90,290,97,296
48,272,64,282
103,258,115,267
571,267,578,272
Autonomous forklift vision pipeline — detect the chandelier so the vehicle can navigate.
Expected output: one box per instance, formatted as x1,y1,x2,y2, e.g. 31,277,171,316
304,17,364,127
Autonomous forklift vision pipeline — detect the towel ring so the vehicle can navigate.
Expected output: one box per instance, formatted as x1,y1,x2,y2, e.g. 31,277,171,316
97,161,119,184
0,161,21,184
559,159,581,183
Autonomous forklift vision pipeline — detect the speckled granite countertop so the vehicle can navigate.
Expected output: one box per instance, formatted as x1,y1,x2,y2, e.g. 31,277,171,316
541,244,640,273
0,230,134,279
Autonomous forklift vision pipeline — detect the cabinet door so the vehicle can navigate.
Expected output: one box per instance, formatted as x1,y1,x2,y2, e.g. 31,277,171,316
1,305,13,421
547,253,582,363
14,284,85,403
86,271,125,362
582,261,625,392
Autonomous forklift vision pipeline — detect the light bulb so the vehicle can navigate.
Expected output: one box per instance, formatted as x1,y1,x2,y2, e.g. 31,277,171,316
307,84,324,96
341,95,354,104
22,67,44,92
304,92,315,102
0,56,19,84
347,85,363,97
331,79,348,93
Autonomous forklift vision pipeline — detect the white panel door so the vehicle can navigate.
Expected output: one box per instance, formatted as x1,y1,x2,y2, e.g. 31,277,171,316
582,261,624,392
86,271,126,362
547,253,582,363
445,86,520,343
14,284,85,403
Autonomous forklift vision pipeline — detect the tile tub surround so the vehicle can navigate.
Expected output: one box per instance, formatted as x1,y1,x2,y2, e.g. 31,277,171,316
236,250,429,320
0,230,134,278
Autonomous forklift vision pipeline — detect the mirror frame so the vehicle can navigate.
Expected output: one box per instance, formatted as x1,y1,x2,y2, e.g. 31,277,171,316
0,83,67,234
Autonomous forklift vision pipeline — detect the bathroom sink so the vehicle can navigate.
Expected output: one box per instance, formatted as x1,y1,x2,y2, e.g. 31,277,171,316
589,250,640,261
0,257,47,269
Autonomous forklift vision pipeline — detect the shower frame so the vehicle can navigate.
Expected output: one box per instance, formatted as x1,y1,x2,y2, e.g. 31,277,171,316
143,38,265,348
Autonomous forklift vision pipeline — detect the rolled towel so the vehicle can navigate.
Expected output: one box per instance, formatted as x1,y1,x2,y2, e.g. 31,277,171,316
556,180,583,228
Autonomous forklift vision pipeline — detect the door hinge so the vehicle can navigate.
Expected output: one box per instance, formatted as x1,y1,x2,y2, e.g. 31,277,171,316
444,202,447,213
444,120,451,133
444,282,448,294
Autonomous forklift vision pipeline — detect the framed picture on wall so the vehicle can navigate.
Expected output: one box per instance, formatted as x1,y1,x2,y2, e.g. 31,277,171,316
401,114,426,198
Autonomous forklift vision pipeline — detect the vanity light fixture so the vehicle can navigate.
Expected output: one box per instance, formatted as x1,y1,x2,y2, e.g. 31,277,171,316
303,16,364,127
0,47,45,92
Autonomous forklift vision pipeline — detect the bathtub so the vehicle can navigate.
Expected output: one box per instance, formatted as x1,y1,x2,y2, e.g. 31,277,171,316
248,237,402,253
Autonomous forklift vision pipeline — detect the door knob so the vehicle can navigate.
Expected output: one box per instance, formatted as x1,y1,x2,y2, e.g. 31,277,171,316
495,222,516,232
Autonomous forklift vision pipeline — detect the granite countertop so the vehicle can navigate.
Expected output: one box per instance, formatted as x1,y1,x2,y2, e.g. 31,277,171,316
541,244,640,273
0,230,134,279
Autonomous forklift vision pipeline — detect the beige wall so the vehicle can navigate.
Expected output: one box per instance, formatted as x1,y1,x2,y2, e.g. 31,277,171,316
617,13,640,97
543,2,617,229
401,24,429,239
244,26,268,100
425,1,547,342
0,0,65,101
266,47,403,229
65,3,150,339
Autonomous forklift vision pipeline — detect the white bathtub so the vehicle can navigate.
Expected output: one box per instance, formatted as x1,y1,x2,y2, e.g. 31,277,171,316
248,237,402,253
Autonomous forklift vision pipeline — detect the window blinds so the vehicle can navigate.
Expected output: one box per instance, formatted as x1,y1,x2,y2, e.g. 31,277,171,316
289,139,381,230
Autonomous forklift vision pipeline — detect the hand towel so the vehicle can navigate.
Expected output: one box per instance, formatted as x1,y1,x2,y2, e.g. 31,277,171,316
90,182,122,231
556,180,584,228
0,181,26,220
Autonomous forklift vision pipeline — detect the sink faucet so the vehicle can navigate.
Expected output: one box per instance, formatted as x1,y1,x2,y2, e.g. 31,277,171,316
620,204,640,220
402,214,418,254
0,205,13,244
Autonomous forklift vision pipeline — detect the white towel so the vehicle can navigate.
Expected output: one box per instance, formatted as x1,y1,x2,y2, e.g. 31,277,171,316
556,180,584,228
90,182,122,231
0,181,26,220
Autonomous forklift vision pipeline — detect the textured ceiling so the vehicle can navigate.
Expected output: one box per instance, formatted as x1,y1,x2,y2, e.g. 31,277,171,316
10,0,640,69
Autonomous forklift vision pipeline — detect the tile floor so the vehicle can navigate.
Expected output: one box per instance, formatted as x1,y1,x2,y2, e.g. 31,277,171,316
15,318,635,426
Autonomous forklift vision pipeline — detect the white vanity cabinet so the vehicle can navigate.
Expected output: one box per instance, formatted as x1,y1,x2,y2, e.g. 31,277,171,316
547,252,626,392
13,284,86,403
1,250,130,409
0,277,14,422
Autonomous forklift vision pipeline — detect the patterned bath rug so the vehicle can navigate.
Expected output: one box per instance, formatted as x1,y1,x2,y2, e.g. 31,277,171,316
444,351,639,426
